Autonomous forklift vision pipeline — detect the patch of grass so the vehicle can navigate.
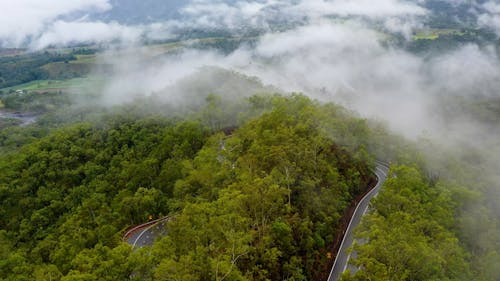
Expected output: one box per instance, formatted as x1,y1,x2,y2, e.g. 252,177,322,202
0,77,105,92
42,62,91,79
71,54,96,64
412,28,467,41
413,33,440,40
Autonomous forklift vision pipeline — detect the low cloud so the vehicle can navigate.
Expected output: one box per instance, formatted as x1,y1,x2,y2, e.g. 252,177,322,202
0,0,111,47
99,49,227,105
2,0,498,262
291,0,426,18
32,20,142,49
241,22,431,137
0,0,428,49
478,1,500,35
96,17,500,145
179,0,284,30
179,0,427,37
3,0,500,148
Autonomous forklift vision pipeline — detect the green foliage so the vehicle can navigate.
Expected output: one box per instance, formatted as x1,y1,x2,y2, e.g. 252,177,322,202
0,94,375,280
342,165,473,281
0,93,490,280
137,94,374,280
1,90,71,112
0,116,208,279
0,52,77,89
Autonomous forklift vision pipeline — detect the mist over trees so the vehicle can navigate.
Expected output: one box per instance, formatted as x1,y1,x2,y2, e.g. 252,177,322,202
0,94,376,280
0,91,496,280
0,1,499,281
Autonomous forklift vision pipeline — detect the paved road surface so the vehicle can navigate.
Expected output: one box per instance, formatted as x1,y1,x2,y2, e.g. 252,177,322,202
327,162,389,281
123,217,169,249
123,163,389,269
0,110,37,126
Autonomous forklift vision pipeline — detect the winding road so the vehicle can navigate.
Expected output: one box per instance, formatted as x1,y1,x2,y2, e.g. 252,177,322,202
0,110,37,126
123,162,390,280
123,217,170,249
327,162,389,281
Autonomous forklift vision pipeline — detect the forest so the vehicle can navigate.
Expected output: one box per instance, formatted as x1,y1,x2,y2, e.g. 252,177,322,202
341,165,473,281
0,93,497,280
0,94,373,280
1,0,499,279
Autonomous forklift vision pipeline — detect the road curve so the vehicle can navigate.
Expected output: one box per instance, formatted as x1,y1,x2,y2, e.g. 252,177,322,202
327,162,389,281
0,110,37,126
123,216,170,249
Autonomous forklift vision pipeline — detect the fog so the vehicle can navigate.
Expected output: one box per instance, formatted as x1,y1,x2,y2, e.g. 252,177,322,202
0,0,111,47
97,22,500,142
2,1,500,48
1,0,499,275
479,1,500,35
0,0,427,48
87,4,500,265
71,0,500,149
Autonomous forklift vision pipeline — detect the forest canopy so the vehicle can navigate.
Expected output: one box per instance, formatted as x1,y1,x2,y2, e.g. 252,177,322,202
0,93,496,280
0,94,376,280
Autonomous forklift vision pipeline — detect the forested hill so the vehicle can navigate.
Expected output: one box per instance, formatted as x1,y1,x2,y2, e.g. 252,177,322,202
0,93,491,280
0,94,375,280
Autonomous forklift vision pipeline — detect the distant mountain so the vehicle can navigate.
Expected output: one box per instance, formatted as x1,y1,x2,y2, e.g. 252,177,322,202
87,0,241,25
422,0,478,28
95,0,186,24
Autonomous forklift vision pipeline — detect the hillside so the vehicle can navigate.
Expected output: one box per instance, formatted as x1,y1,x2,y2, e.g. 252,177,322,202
0,94,376,280
0,1,499,280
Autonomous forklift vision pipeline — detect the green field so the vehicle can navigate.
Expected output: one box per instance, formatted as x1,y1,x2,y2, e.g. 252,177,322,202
0,77,105,93
71,54,97,63
412,28,467,40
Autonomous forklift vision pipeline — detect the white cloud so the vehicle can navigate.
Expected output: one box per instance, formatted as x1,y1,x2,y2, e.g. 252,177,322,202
478,1,500,35
98,19,434,136
179,0,426,36
254,22,380,57
483,1,500,14
479,14,500,33
292,0,427,37
0,0,111,46
99,49,228,105
291,0,426,18
242,22,430,137
0,0,428,49
384,17,424,39
429,45,500,97
31,20,143,49
180,0,285,30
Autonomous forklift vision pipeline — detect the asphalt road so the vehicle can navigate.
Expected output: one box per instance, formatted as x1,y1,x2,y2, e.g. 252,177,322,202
0,110,37,126
123,162,389,270
124,217,169,249
327,162,389,281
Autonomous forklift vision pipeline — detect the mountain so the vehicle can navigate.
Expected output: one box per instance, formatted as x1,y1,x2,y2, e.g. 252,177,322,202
94,0,186,24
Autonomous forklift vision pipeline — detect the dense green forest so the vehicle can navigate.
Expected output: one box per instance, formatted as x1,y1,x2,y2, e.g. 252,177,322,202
339,96,500,280
341,165,473,281
1,0,499,279
0,94,376,280
0,92,497,280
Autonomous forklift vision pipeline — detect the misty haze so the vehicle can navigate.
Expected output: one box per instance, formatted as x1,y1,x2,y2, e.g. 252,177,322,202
0,1,498,281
